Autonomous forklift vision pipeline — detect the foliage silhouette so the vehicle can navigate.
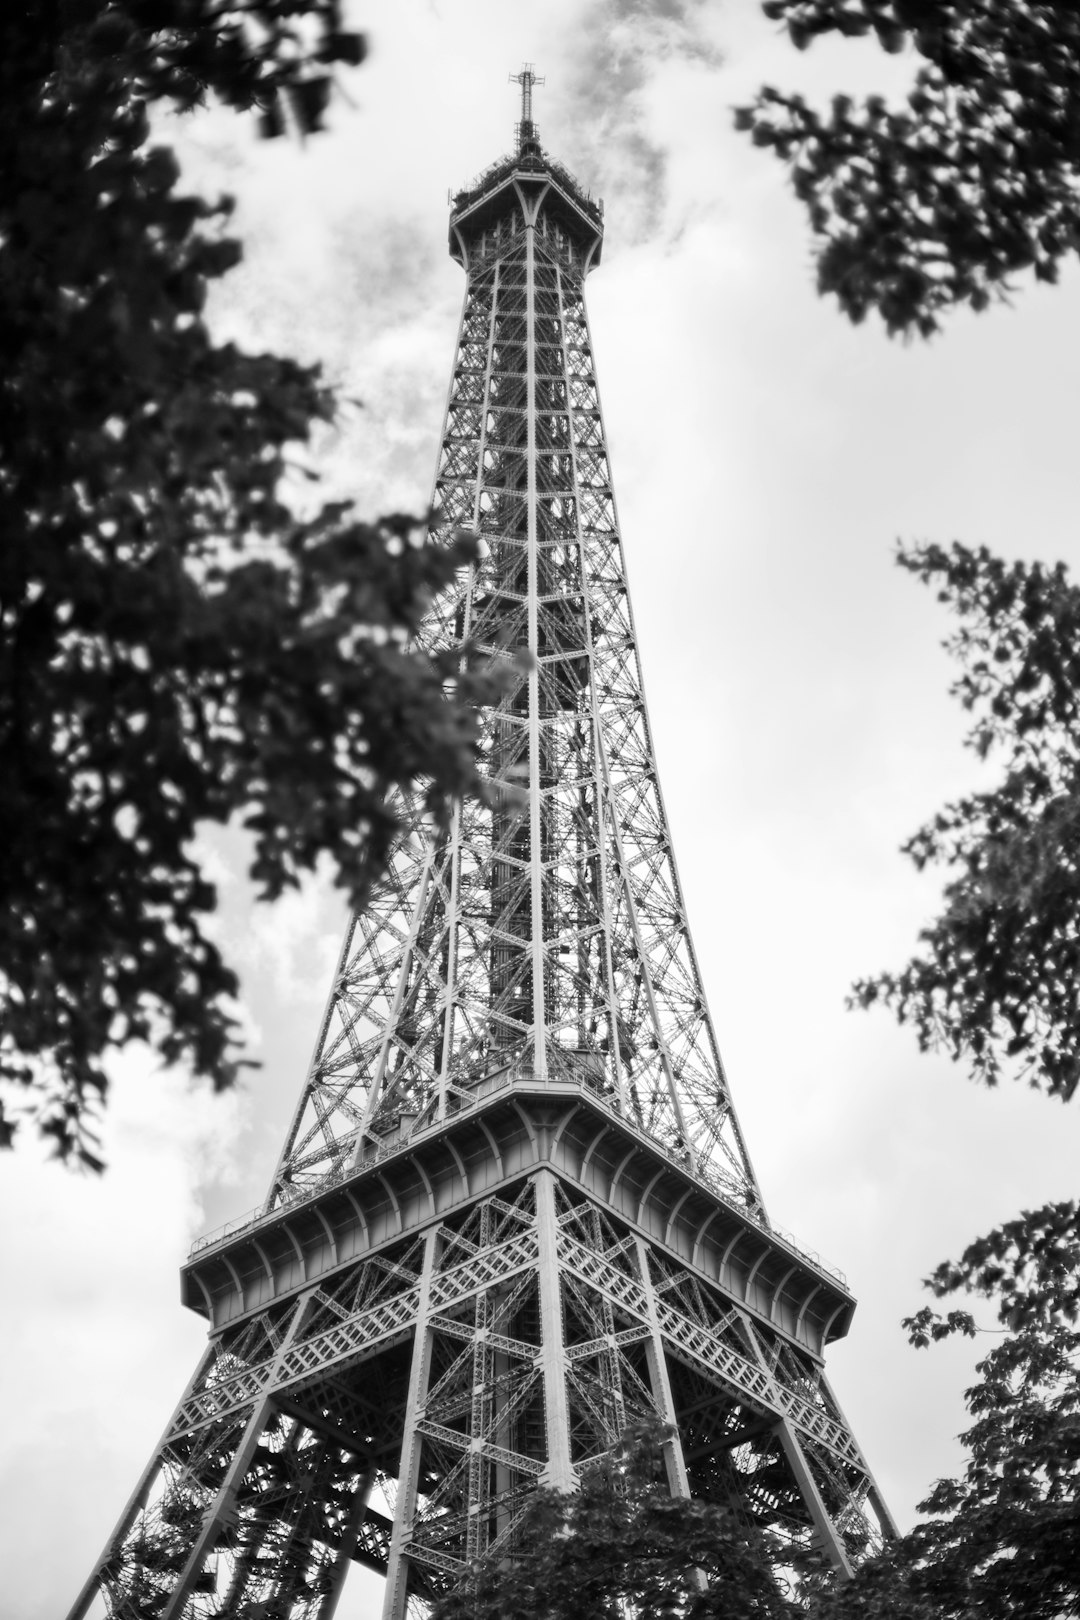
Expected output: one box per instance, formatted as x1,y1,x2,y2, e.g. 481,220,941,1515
430,1421,798,1620
0,3,503,1165
814,1202,1080,1620
854,543,1080,1105
737,15,1080,1617
739,2,1080,336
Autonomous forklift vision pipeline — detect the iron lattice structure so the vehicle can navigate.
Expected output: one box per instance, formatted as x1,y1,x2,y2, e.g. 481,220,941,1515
70,79,895,1620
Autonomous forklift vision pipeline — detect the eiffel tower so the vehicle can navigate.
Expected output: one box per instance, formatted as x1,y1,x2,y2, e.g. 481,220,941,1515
69,68,895,1620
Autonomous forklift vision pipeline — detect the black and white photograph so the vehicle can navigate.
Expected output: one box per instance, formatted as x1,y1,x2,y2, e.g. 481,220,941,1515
3,4,1079,1617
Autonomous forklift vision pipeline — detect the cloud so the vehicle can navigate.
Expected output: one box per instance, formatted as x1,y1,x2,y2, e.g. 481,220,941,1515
232,863,344,1014
159,96,461,519
550,0,724,244
17,17,1080,1611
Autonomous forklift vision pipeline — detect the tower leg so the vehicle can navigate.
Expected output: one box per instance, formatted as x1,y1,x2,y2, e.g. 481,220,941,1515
738,1315,858,1576
322,1467,377,1619
817,1371,901,1541
634,1235,693,1500
382,1225,440,1620
535,1169,575,1489
774,1417,854,1578
66,1343,218,1620
160,1393,279,1620
160,1285,322,1619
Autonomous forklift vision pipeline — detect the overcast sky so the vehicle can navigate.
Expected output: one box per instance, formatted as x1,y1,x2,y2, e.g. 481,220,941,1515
6,4,1080,1617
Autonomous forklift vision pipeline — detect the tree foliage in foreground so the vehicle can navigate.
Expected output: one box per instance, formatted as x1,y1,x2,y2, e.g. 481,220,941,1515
903,1201,1080,1620
430,1423,797,1620
730,12,1080,1617
817,1201,1080,1620
430,1252,1078,1620
0,4,502,1165
739,1,1080,336
835,570,1080,1612
853,542,1080,1104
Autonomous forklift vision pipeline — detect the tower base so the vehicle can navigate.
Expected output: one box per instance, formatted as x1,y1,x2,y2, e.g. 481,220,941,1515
69,1081,893,1619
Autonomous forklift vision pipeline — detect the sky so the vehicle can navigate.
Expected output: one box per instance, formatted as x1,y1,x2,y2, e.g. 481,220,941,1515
5,3,1080,1616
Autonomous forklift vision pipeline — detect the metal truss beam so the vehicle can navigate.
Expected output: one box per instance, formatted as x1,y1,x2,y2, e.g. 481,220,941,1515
69,113,892,1620
72,1172,891,1617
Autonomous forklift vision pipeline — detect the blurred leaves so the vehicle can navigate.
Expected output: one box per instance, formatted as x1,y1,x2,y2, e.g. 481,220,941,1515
0,5,502,1165
805,1205,1080,1620
852,543,1080,1103
837,543,1080,1613
739,2,1080,336
426,1350,1078,1619
736,13,1080,1616
430,1421,798,1620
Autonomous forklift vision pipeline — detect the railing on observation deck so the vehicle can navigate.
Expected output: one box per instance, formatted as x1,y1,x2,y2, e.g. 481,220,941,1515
187,1063,847,1291
451,151,603,227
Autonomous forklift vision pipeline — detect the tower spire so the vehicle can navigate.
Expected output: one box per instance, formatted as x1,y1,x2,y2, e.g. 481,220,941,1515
67,107,896,1620
510,61,544,155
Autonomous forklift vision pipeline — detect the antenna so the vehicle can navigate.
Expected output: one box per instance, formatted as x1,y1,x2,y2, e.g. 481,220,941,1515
509,62,545,154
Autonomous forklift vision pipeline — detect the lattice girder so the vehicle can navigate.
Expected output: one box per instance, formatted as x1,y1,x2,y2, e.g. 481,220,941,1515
259,152,764,1224
71,1161,890,1619
69,126,894,1620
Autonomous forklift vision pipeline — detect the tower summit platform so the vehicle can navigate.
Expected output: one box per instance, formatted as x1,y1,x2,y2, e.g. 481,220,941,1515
449,66,604,274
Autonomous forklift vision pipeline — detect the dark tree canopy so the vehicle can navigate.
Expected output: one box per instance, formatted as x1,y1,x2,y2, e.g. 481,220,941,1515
817,1201,1080,1620
426,1284,1077,1620
853,543,1080,1104
731,15,1080,1619
430,1423,798,1620
0,4,502,1165
841,545,1080,1614
739,1,1080,336
429,1356,1078,1619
